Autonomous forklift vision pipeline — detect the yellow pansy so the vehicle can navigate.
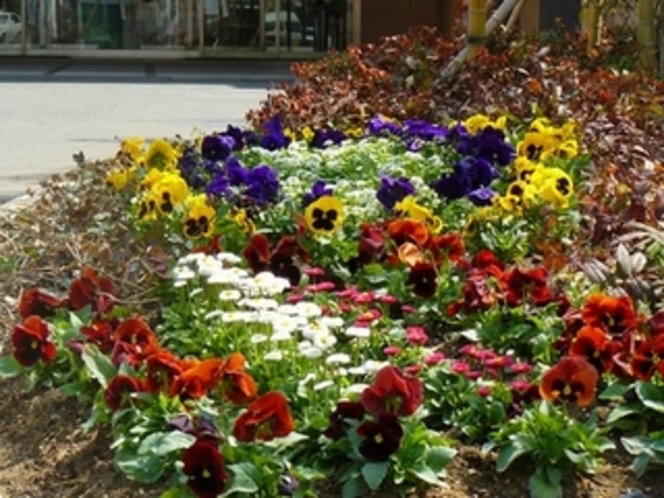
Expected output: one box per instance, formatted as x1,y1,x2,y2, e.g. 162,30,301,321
514,157,539,183
394,196,443,234
532,168,574,208
344,126,364,139
151,173,190,215
517,132,558,161
137,190,160,221
304,196,345,236
119,137,144,163
300,126,315,143
140,168,166,192
556,139,579,159
144,138,179,170
463,114,507,135
105,166,137,191
183,195,216,239
228,207,255,234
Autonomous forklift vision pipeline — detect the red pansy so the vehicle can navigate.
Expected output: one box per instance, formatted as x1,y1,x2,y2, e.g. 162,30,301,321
18,288,65,319
242,233,271,274
357,412,403,461
539,356,599,407
182,439,228,498
112,317,159,366
68,267,115,313
170,358,225,401
581,293,639,338
104,374,146,412
233,391,294,442
219,352,258,405
361,365,423,416
406,262,438,298
11,315,57,367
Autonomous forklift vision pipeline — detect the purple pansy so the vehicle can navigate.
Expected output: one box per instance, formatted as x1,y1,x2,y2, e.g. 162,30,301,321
468,186,497,206
201,134,235,162
311,129,347,149
367,116,400,136
244,165,280,205
260,115,291,151
302,180,334,208
376,174,416,211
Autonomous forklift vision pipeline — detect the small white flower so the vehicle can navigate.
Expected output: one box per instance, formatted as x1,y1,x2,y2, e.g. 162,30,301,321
313,380,334,391
219,289,242,301
348,366,366,375
264,350,284,361
344,383,370,395
250,333,269,344
345,326,371,338
220,311,259,323
208,268,249,285
204,310,224,320
312,331,337,351
301,321,330,340
299,344,323,359
319,316,344,329
294,301,323,318
197,254,221,277
239,297,279,310
326,353,351,365
276,303,300,316
189,287,204,298
362,359,389,374
270,329,293,342
180,252,205,265
172,265,196,284
216,252,242,266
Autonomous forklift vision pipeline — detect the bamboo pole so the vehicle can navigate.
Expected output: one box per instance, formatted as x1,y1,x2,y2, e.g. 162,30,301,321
440,0,520,80
638,0,656,72
467,0,487,59
504,0,525,32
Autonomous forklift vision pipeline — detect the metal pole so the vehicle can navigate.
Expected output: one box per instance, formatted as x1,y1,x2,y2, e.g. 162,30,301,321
21,0,27,54
198,0,204,52
275,0,280,53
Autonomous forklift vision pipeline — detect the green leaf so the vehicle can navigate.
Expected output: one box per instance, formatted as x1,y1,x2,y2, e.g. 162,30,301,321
262,431,309,453
224,463,260,495
115,453,165,483
496,443,529,472
341,474,368,498
161,487,193,498
528,469,563,498
632,452,652,477
361,461,389,491
425,446,456,472
621,436,653,456
0,355,23,378
411,464,442,485
81,347,116,388
635,382,664,413
606,404,640,424
598,382,631,400
138,431,196,457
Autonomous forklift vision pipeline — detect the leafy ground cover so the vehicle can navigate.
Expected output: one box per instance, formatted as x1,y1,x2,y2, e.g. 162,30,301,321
2,26,664,498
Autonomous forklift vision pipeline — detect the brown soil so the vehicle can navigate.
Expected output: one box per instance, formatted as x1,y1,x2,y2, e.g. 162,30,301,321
1,166,664,498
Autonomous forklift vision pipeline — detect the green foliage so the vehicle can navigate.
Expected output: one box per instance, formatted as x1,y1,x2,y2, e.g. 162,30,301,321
484,402,615,498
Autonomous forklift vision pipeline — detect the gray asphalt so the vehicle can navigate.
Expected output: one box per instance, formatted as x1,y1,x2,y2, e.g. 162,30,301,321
0,57,295,205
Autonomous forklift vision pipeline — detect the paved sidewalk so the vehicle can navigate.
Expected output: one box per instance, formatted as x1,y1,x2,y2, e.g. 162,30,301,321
0,58,296,205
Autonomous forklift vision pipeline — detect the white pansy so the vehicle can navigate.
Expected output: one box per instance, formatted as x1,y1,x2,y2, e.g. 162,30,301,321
345,326,371,338
219,289,242,301
325,353,351,365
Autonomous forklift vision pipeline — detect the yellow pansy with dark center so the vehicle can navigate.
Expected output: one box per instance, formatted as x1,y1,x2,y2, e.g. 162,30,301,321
183,194,216,239
160,192,173,213
304,195,345,235
137,192,159,220
556,177,571,196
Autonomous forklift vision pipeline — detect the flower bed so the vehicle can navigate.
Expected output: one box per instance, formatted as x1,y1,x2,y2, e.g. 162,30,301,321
2,103,664,498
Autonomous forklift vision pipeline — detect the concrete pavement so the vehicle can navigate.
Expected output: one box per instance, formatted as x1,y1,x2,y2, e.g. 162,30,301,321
0,57,296,204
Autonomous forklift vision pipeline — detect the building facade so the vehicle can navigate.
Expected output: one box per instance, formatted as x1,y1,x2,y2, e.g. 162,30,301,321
0,0,578,59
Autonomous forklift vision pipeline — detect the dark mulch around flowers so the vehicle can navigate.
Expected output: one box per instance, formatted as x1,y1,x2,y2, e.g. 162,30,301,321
0,162,663,498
